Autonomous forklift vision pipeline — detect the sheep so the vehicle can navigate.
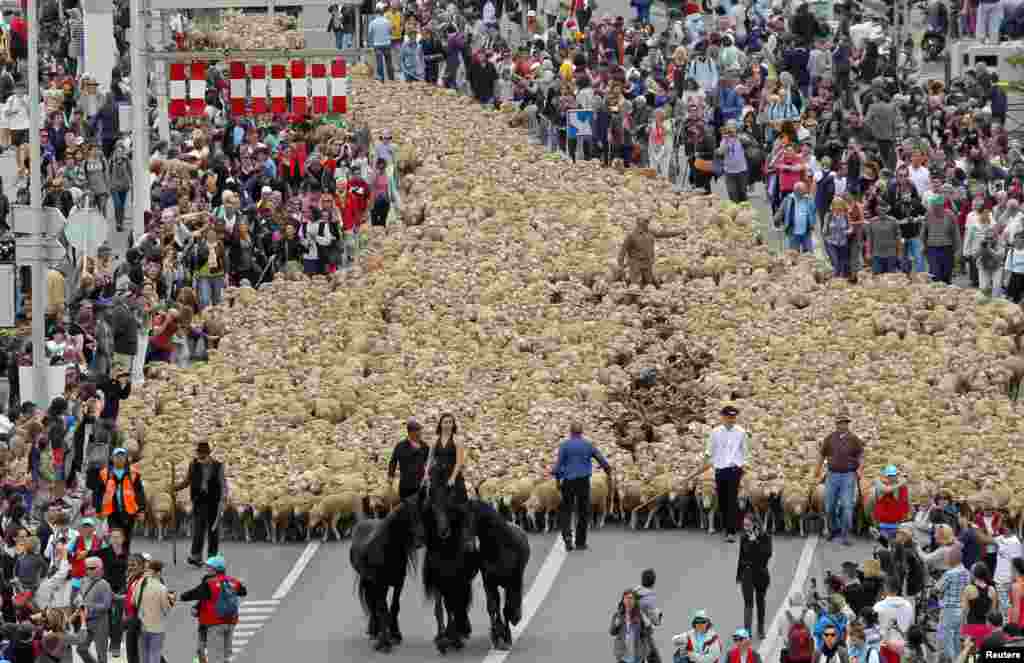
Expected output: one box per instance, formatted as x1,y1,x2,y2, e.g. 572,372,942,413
523,480,560,533
590,473,613,529
307,492,364,542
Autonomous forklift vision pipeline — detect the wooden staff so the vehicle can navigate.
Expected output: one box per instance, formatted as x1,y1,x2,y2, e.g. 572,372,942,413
170,462,178,566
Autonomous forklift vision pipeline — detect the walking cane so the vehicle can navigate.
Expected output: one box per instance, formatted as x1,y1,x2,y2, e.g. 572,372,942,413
170,461,178,566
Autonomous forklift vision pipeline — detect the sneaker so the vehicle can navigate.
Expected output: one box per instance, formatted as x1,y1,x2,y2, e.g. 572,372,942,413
841,537,853,547
110,649,122,659
725,534,736,543
563,539,574,552
187,557,203,567
576,543,589,551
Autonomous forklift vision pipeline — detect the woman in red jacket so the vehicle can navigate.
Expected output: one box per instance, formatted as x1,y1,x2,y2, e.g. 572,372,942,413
873,465,911,541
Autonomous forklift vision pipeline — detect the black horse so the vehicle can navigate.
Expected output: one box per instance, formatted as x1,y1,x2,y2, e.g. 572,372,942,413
349,493,424,653
422,501,479,654
432,494,531,651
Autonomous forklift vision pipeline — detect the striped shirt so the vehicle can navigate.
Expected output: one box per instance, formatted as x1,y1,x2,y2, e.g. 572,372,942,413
939,566,971,610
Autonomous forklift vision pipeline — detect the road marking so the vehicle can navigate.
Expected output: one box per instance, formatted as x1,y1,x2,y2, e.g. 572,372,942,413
272,542,321,600
235,606,276,613
238,615,273,622
242,600,281,606
759,535,820,663
480,537,568,663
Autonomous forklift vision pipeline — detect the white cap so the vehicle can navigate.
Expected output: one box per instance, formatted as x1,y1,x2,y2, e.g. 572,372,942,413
527,9,536,16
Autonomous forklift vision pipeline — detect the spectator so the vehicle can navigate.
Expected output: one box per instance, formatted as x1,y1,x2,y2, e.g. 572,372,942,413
75,556,113,663
180,555,248,663
961,562,999,646
369,4,395,82
938,543,971,663
98,527,131,659
872,466,910,541
610,588,655,663
725,628,763,663
780,181,817,254
671,610,722,663
635,568,663,661
134,559,176,663
873,576,915,635
814,594,850,651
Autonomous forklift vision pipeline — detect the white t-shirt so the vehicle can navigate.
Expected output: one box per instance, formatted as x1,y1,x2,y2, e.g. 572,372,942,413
908,166,931,199
705,425,748,469
873,597,915,635
995,535,1022,584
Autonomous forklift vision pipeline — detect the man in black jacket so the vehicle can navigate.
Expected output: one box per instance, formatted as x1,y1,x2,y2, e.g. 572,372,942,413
173,441,227,568
387,419,428,500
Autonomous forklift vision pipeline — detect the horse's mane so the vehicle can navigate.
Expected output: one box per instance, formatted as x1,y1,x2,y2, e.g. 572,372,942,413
366,498,419,574
473,500,527,556
422,505,477,603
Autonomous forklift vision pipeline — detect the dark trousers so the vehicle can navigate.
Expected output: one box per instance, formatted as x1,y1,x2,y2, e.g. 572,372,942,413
107,511,135,550
877,139,895,171
741,578,767,634
191,501,220,560
927,246,955,284
108,597,124,652
1008,272,1024,303
725,172,748,203
559,477,591,546
371,197,390,226
715,466,743,536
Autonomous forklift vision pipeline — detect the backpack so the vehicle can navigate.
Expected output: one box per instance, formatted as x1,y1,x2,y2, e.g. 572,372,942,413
215,578,240,620
787,610,814,663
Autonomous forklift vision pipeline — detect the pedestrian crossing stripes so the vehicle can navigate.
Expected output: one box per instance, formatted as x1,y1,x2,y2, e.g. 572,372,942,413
231,599,281,660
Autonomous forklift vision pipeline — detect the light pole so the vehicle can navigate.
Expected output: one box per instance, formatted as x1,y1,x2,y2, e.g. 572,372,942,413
131,0,149,240
28,0,48,405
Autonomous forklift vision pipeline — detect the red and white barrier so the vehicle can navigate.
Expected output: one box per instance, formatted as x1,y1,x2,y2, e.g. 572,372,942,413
168,58,351,119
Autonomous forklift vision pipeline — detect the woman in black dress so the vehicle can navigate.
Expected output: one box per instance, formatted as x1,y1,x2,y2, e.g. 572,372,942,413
429,413,475,551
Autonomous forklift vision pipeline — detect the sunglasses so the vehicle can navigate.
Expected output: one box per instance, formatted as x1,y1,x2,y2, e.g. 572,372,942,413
824,633,838,639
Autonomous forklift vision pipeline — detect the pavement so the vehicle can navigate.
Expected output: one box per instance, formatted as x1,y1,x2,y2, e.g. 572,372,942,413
114,526,876,663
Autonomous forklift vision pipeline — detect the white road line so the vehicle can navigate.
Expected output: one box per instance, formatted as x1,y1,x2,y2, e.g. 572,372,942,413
272,542,321,600
759,535,820,663
237,615,271,622
242,600,281,606
236,606,276,613
480,537,568,663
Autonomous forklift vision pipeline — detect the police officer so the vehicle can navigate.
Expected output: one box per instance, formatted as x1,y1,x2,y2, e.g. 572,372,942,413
552,421,612,552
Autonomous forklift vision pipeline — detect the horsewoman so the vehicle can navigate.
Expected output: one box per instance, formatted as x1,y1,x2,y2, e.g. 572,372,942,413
427,413,477,553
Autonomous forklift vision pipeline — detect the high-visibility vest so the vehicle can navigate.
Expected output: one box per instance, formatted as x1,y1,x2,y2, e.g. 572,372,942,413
99,466,141,516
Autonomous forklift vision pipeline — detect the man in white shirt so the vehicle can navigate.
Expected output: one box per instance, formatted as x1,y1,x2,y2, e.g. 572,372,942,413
873,576,915,635
691,404,748,542
908,155,931,199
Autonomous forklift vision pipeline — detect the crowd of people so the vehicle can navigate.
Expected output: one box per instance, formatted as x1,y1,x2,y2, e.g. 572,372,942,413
1,0,1024,659
358,0,1024,299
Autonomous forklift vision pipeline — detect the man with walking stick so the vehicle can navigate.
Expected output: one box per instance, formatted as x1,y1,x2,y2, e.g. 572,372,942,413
173,442,227,568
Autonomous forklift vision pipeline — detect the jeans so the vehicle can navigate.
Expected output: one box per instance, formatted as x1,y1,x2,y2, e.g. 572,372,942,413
334,31,354,49
111,189,128,224
207,623,234,663
342,230,357,268
140,631,165,663
978,0,1004,40
78,616,111,663
927,246,955,284
374,46,394,81
827,243,851,277
977,260,1001,295
872,255,901,274
741,578,767,634
635,3,651,23
787,232,814,253
725,171,748,203
196,275,224,310
904,238,925,273
940,608,962,663
824,470,857,538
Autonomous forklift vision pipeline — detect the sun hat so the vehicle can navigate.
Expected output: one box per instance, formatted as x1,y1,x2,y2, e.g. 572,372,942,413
883,465,899,477
112,447,129,457
734,628,750,640
692,609,710,625
205,555,226,572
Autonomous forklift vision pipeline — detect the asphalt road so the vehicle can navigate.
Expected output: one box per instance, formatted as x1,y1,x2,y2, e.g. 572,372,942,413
113,525,876,663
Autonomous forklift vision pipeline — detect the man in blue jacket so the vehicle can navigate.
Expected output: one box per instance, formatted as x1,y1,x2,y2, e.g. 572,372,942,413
552,421,612,552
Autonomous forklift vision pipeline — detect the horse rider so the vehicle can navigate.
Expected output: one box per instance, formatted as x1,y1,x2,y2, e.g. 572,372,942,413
426,413,477,552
